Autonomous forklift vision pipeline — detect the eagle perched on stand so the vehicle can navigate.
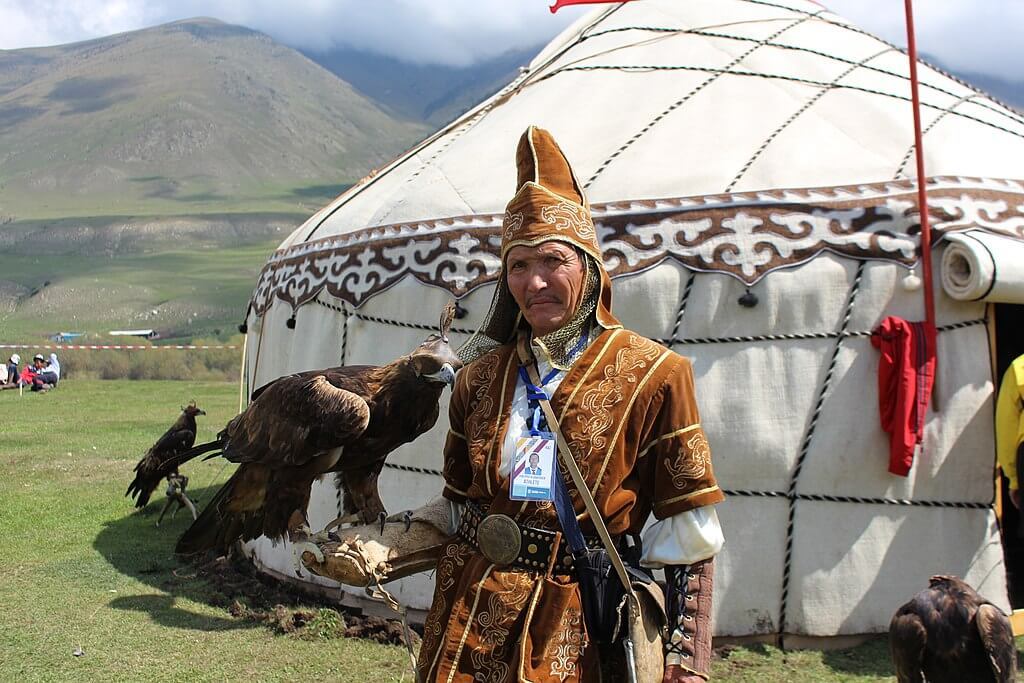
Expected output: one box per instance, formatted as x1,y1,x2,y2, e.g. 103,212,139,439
125,401,206,509
889,574,1016,683
175,303,461,571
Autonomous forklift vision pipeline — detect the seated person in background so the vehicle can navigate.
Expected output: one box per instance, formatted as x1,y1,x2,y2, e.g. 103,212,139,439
0,354,19,387
18,361,38,388
31,353,59,392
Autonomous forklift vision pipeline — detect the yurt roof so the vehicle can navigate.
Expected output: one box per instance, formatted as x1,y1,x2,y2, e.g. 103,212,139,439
251,0,1024,318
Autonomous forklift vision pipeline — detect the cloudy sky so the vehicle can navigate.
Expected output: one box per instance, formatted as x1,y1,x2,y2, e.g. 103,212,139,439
0,0,1020,81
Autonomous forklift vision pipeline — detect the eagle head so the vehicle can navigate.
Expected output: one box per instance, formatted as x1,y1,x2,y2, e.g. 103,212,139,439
409,302,463,386
181,400,206,416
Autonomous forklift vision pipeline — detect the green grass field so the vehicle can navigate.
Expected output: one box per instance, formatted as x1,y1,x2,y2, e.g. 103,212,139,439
0,380,409,683
0,379,1019,682
0,237,281,341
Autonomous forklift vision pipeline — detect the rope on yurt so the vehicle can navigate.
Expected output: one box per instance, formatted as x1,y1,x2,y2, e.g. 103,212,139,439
238,329,248,413
248,317,266,404
661,317,985,347
341,303,349,366
893,93,986,179
777,261,865,649
668,270,697,343
579,25,1024,128
314,297,475,336
376,460,991,509
742,0,1024,122
535,64,1024,140
582,11,824,188
725,47,894,192
722,489,989,509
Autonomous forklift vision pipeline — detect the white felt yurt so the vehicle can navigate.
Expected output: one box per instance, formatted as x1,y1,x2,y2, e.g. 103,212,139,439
240,0,1024,638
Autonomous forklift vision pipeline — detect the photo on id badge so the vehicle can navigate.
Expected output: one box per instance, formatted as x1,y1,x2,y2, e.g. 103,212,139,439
510,432,556,501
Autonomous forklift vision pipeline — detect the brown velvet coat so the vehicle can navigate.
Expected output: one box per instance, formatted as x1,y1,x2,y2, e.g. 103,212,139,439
417,328,724,682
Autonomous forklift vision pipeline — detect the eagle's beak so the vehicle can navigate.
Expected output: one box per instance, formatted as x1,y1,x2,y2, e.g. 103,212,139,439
198,409,207,415
424,362,457,387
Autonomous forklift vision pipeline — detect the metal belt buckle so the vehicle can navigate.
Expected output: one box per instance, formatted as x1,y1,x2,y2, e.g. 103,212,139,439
476,514,521,566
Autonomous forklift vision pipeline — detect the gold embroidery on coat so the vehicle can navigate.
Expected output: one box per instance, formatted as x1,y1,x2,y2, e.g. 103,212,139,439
592,349,670,495
519,499,557,531
547,607,587,682
556,330,618,424
656,485,721,510
444,564,496,683
666,430,711,487
463,350,501,496
421,542,471,680
469,571,534,682
568,335,662,483
637,424,701,459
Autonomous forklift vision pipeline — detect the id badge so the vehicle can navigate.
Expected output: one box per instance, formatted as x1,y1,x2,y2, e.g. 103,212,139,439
509,431,556,501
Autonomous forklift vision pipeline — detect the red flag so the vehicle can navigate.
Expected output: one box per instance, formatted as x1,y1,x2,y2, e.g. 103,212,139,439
550,0,633,14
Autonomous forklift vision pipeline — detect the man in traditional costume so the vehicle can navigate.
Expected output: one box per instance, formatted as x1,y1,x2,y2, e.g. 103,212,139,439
417,126,725,682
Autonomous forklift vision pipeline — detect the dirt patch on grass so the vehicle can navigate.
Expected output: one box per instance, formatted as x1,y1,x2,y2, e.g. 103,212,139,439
174,554,417,647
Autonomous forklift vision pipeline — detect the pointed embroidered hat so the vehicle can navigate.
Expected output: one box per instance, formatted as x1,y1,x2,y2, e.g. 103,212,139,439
501,126,601,260
460,126,619,362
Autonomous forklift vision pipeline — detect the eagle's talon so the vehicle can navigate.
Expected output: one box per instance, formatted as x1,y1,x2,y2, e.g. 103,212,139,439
319,513,360,536
402,510,413,532
378,511,387,536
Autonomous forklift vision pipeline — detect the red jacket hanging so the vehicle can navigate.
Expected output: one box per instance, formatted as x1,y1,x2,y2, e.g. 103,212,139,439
871,316,937,476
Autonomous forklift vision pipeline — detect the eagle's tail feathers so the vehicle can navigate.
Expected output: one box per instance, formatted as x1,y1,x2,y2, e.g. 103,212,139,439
175,473,239,555
125,476,156,508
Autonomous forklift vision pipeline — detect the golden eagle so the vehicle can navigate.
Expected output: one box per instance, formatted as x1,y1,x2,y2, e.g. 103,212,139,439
174,303,461,570
126,401,206,509
889,574,1016,683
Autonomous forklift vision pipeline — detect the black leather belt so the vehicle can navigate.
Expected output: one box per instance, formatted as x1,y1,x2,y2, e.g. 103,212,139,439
457,501,602,574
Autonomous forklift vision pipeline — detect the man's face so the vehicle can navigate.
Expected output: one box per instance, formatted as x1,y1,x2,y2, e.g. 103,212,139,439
33,359,44,369
529,453,539,468
505,242,586,337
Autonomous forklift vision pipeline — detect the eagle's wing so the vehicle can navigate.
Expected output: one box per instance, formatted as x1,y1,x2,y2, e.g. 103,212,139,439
889,606,927,683
126,426,196,506
224,374,370,466
152,427,198,461
976,603,1016,682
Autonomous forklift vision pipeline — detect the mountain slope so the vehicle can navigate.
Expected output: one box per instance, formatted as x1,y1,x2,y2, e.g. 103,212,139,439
0,18,430,222
304,45,539,126
0,18,432,340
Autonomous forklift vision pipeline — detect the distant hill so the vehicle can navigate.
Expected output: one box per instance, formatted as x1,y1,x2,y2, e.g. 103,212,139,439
304,45,539,126
0,18,434,341
0,18,430,224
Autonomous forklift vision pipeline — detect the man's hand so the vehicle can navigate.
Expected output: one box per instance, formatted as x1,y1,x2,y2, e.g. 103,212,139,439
1011,488,1021,510
663,664,705,683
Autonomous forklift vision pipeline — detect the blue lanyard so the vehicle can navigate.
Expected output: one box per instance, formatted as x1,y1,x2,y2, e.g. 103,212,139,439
517,365,559,434
517,329,590,434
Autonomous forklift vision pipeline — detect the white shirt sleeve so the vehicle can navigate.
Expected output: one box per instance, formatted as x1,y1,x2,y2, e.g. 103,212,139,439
640,505,724,568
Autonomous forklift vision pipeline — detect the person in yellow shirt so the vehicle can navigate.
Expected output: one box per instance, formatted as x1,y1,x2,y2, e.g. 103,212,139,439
996,354,1024,508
